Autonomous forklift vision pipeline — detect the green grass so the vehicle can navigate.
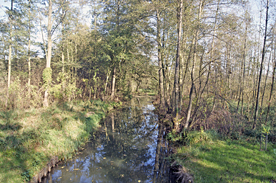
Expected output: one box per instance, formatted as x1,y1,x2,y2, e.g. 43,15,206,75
173,139,276,183
0,100,118,182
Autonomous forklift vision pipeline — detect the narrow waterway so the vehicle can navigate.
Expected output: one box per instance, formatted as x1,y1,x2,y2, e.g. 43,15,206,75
44,97,170,183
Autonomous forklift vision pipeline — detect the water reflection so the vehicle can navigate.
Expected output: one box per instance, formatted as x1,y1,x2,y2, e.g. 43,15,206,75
46,97,169,183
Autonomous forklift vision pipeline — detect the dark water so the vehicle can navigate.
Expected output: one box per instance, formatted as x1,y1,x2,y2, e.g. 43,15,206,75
45,97,170,183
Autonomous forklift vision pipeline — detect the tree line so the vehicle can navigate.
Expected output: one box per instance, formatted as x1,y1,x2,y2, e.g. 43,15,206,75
0,0,275,132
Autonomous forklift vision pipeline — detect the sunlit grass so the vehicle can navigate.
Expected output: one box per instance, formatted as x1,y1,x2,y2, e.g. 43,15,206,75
174,139,276,183
0,100,117,182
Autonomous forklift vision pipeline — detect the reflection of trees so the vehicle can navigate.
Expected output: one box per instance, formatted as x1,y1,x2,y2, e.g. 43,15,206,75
93,101,158,182
153,123,170,183
50,98,168,183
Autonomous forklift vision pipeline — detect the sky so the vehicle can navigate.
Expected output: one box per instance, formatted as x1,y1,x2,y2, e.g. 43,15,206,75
0,0,10,19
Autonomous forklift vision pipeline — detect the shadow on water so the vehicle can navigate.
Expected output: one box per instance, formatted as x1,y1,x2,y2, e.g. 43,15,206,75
44,97,171,183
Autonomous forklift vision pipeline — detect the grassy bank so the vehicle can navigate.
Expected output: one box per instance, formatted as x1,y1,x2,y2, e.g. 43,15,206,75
171,130,276,183
0,100,120,182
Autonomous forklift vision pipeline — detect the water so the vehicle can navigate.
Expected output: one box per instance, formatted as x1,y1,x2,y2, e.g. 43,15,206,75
45,97,170,183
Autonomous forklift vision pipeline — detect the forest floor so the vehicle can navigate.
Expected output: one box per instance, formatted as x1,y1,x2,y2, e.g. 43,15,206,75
172,135,276,183
0,100,120,183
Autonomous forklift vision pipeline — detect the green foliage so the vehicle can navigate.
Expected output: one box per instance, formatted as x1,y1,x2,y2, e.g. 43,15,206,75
50,72,82,102
167,128,219,146
21,170,31,182
42,68,52,88
109,101,122,108
123,88,132,100
167,130,187,143
186,128,210,145
29,85,43,108
262,124,271,135
6,77,24,109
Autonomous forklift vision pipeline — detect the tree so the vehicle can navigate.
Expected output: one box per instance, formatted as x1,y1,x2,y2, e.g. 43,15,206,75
42,0,67,107
172,0,183,130
253,0,269,129
6,0,14,108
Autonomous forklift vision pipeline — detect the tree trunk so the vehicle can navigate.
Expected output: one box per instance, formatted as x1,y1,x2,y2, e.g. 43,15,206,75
253,0,269,129
111,65,116,100
6,0,13,108
265,34,276,125
157,8,165,111
105,69,110,98
241,25,247,115
43,0,53,107
173,0,183,128
261,52,271,108
61,51,65,99
28,30,31,104
27,0,32,107
184,0,203,129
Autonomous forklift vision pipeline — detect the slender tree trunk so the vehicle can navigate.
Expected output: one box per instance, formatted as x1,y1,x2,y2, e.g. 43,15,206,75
265,61,275,125
111,65,116,100
27,0,32,107
111,112,115,133
241,26,247,115
28,30,31,102
184,0,203,129
173,0,183,128
236,59,242,111
7,37,12,103
251,53,257,116
6,0,13,108
46,0,52,69
185,38,196,129
39,19,47,61
164,59,171,108
179,36,187,111
181,44,192,102
61,51,64,73
110,0,120,101
67,46,70,63
161,16,170,108
261,52,271,108
253,0,269,129
61,16,65,75
105,69,110,98
265,33,276,125
190,51,205,126
156,9,165,111
43,0,53,107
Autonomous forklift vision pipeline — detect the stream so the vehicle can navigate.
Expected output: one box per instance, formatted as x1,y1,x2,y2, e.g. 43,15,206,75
44,97,170,183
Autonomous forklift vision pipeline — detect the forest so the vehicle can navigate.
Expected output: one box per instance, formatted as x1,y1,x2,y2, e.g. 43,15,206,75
0,0,276,182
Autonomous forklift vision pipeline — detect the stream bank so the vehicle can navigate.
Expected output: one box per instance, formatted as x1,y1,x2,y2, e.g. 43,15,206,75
153,100,276,182
43,97,171,183
0,100,120,183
